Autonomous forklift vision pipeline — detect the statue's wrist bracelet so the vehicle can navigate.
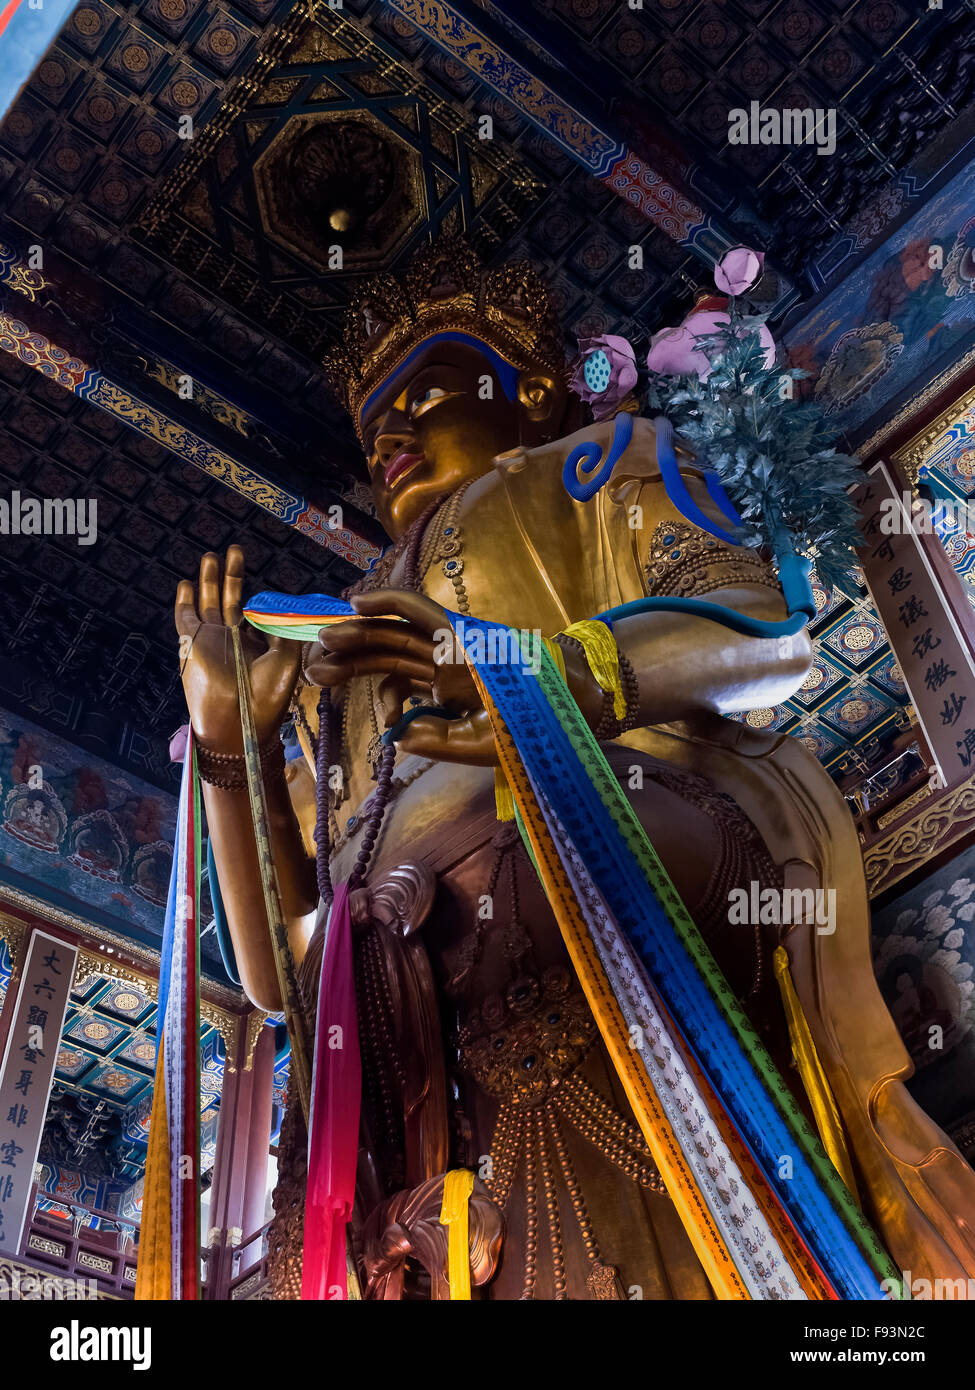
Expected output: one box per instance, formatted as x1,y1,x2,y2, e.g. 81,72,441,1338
196,737,285,790
553,632,640,740
594,651,640,740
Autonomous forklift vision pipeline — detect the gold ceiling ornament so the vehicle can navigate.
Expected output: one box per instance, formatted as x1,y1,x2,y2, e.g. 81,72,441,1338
0,882,245,1011
889,379,975,488
73,948,160,1000
859,354,975,471
325,237,565,431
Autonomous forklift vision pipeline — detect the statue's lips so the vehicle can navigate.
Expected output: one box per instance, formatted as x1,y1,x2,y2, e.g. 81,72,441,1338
383,450,425,488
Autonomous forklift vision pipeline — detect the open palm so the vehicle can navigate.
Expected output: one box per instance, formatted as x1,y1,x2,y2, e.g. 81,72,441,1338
175,546,301,753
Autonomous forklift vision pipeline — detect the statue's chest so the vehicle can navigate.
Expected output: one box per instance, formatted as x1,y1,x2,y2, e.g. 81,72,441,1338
392,489,578,633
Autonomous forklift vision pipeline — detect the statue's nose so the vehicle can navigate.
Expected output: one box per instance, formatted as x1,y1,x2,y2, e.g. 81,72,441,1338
374,421,420,467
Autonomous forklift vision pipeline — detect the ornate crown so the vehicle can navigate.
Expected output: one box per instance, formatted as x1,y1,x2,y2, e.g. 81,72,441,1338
324,237,565,434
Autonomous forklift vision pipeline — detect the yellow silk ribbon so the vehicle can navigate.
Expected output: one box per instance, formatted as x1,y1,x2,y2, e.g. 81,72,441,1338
494,765,515,822
440,1168,476,1300
542,636,567,684
134,1054,171,1300
773,946,860,1206
559,620,626,720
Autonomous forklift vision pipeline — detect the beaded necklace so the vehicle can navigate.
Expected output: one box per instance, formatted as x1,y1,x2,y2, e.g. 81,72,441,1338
315,482,474,909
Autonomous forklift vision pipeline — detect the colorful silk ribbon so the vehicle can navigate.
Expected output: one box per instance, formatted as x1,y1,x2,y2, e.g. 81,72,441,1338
243,593,900,1301
135,729,201,1301
302,881,361,1301
467,631,895,1300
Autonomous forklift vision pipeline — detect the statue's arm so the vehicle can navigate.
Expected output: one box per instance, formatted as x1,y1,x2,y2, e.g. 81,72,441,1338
176,547,317,1012
607,583,812,727
202,775,317,1012
560,468,813,731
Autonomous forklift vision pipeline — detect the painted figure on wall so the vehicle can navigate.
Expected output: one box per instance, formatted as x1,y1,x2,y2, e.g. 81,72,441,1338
177,241,975,1299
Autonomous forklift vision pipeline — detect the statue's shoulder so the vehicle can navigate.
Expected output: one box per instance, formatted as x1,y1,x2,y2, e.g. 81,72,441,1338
504,414,664,483
463,414,704,525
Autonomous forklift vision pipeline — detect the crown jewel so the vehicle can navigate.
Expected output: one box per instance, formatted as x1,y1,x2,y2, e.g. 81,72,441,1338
325,238,565,432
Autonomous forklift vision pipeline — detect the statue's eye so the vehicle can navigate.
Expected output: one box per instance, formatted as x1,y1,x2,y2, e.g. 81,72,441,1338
410,386,448,414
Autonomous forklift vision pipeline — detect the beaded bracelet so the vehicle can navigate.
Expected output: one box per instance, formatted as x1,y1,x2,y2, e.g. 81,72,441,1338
553,633,641,741
594,650,640,740
196,738,285,791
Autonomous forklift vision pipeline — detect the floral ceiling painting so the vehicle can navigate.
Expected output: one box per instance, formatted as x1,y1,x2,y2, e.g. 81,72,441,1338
785,159,975,440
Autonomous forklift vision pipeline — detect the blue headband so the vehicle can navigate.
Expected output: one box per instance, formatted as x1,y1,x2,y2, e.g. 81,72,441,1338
358,331,522,428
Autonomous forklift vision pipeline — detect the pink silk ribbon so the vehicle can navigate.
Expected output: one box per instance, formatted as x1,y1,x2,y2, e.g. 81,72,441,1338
302,880,361,1300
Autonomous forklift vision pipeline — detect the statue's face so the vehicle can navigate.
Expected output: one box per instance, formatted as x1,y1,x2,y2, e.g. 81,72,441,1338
359,339,561,537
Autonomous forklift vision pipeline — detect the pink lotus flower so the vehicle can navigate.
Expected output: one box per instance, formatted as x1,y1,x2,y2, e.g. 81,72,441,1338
714,246,765,296
647,301,776,380
169,724,190,764
569,334,638,420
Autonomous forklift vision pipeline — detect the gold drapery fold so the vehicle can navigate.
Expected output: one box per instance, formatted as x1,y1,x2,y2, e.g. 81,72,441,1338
773,946,860,1205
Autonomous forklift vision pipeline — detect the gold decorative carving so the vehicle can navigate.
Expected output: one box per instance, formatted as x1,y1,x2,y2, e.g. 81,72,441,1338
863,771,975,897
202,1001,242,1063
645,520,777,599
875,781,933,830
0,913,26,970
242,1010,268,1071
73,949,159,1001
891,380,975,485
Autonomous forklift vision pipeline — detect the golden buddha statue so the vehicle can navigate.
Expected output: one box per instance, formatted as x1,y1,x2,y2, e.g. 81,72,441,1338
175,240,975,1299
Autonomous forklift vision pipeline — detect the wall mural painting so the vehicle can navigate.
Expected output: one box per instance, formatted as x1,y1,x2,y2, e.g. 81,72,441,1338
0,706,176,935
872,842,975,1151
786,160,975,437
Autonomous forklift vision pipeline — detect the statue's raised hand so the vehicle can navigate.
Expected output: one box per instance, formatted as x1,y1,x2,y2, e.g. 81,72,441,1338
304,589,499,766
175,547,301,755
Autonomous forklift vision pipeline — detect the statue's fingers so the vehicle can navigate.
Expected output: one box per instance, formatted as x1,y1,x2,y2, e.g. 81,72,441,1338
397,708,498,767
199,552,222,625
303,642,325,684
305,650,432,689
175,580,199,637
350,587,451,638
222,545,245,627
321,618,434,664
376,673,431,729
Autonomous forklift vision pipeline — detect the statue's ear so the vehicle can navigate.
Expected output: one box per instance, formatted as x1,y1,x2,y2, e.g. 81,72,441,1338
517,369,567,435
